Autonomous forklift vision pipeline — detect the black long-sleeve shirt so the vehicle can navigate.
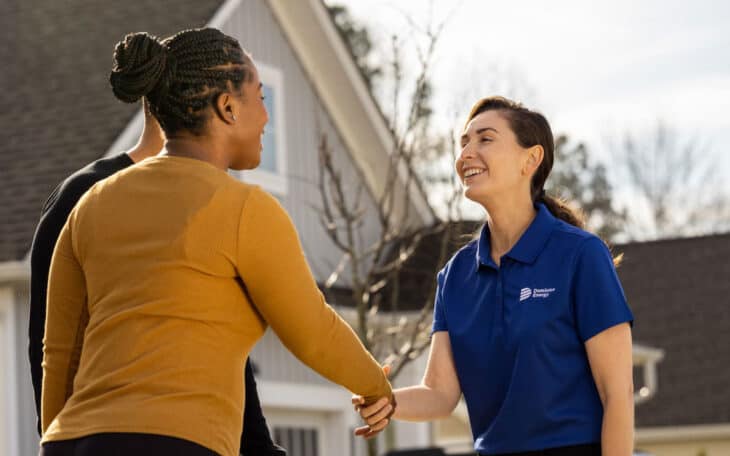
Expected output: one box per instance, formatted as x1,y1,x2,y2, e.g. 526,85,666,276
28,153,285,455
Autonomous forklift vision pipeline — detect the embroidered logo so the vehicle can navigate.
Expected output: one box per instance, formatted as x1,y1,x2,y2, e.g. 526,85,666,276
520,287,556,301
519,287,532,301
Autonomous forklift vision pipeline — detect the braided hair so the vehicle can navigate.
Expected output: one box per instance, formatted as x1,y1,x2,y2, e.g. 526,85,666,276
110,28,253,136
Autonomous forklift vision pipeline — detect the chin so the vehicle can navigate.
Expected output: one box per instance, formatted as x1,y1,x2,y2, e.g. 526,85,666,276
230,149,261,171
464,186,487,202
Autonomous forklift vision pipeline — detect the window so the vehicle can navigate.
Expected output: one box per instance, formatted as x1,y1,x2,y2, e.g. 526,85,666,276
274,426,319,456
231,62,288,195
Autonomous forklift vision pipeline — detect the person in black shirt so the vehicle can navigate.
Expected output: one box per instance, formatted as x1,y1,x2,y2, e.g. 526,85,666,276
28,99,286,456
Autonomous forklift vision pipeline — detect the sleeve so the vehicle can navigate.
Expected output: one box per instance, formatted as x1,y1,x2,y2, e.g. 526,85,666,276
241,359,287,455
41,214,89,433
572,237,634,343
29,183,74,435
235,189,391,405
431,269,448,333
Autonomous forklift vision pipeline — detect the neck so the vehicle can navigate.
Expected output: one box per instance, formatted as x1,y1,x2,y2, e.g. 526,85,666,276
483,195,537,264
161,136,230,170
126,116,164,163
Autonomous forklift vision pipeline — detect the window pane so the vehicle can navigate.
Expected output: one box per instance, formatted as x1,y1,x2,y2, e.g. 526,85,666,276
259,83,277,172
273,426,320,456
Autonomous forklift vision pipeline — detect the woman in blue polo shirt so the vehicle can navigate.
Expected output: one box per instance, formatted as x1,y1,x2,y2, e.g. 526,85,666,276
354,96,634,455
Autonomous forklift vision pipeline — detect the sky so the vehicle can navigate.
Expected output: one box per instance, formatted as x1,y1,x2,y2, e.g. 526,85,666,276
328,0,730,227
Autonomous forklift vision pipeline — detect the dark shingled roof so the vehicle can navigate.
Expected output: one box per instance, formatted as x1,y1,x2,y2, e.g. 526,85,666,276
616,233,730,427
0,0,224,262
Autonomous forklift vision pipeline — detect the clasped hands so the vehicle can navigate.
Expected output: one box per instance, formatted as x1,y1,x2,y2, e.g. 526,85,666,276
351,365,396,439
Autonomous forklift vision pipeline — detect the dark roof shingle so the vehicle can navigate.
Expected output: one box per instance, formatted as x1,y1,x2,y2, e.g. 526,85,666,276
617,233,730,427
0,0,224,261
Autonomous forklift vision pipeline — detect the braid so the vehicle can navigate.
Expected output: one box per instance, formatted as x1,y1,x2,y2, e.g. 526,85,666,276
110,27,253,136
109,32,167,103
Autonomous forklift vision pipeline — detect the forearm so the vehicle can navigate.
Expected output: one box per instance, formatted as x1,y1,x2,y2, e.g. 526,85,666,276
392,385,457,421
238,190,390,404
601,394,634,456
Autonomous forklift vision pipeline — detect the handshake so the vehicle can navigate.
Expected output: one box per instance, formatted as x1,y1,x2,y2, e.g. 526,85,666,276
352,365,397,439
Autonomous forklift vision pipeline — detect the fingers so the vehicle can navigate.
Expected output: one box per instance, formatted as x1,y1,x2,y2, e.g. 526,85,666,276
359,397,389,419
368,418,389,433
364,402,393,426
354,419,389,439
382,364,391,377
351,395,365,406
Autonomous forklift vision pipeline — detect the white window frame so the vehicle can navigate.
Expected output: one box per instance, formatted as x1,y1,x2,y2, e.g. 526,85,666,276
0,287,19,456
234,62,288,195
258,381,355,456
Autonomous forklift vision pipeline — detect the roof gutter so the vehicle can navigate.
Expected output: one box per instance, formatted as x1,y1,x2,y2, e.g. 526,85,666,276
636,423,730,444
633,343,665,405
0,260,30,283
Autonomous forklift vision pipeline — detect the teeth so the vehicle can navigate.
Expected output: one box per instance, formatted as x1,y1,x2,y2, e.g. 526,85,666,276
464,169,484,178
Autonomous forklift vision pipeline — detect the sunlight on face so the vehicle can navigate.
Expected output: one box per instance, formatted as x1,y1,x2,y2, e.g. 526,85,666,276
456,110,531,204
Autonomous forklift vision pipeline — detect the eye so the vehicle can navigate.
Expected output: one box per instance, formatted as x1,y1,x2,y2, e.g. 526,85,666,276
480,137,492,143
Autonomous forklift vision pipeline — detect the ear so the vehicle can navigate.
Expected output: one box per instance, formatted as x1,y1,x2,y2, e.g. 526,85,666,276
523,144,544,175
213,92,237,124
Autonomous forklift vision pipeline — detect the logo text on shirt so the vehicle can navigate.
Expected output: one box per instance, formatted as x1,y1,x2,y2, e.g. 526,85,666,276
520,287,556,301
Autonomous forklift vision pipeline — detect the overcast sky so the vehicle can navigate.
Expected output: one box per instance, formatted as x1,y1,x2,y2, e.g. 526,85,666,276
329,0,730,199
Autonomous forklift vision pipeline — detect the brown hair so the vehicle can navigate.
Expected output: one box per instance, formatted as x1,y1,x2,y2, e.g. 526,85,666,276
466,96,622,265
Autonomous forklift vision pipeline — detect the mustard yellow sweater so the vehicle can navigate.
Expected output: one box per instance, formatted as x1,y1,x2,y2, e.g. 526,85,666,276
42,155,391,456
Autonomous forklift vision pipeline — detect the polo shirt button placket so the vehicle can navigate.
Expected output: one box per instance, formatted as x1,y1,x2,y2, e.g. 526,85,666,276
495,263,507,337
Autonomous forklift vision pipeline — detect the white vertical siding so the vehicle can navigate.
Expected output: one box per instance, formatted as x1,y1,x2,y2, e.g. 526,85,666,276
13,286,39,456
219,0,385,384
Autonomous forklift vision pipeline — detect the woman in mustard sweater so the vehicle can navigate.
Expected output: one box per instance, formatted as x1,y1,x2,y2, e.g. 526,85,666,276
41,28,392,456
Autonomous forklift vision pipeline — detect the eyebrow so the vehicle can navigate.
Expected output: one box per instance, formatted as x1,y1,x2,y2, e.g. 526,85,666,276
461,127,499,144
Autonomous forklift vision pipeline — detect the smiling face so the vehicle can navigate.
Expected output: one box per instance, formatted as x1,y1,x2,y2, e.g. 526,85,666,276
227,64,269,170
456,109,538,205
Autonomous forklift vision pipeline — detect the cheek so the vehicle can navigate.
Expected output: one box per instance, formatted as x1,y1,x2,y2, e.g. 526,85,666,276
454,158,463,177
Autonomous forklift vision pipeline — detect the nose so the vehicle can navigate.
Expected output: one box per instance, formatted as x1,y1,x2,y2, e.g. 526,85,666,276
456,141,476,169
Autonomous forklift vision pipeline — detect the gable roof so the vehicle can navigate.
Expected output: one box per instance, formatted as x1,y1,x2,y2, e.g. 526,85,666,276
616,232,730,427
0,0,435,264
0,0,225,262
266,0,435,225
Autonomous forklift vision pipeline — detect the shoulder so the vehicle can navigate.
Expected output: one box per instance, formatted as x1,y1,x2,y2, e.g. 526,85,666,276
547,222,617,283
439,238,478,283
234,183,290,228
41,154,132,215
549,219,608,257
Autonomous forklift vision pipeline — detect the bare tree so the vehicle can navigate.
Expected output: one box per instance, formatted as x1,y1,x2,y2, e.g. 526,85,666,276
317,5,464,454
610,121,730,240
549,135,627,241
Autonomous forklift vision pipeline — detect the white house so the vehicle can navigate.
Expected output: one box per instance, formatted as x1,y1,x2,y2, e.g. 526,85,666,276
0,1,436,455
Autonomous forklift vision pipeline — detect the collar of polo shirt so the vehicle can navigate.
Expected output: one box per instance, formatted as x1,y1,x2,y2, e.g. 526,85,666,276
476,203,558,268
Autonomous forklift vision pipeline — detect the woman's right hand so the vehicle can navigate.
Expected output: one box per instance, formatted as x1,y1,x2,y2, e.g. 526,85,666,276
352,365,394,439
352,395,395,439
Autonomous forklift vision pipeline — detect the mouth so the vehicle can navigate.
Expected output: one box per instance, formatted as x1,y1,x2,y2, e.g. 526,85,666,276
462,167,486,182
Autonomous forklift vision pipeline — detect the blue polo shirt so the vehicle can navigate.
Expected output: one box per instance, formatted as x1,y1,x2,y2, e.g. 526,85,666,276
433,203,633,454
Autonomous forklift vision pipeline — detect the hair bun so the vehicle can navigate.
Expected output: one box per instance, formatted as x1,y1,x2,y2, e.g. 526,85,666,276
109,32,168,103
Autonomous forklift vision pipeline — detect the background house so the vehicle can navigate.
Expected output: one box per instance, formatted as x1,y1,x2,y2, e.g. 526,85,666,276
620,233,730,456
0,1,434,455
